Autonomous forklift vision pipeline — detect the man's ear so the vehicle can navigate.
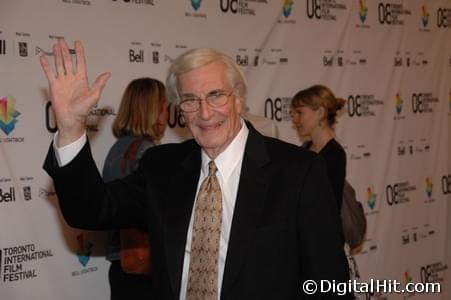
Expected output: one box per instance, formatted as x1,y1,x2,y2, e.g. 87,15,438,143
234,92,245,112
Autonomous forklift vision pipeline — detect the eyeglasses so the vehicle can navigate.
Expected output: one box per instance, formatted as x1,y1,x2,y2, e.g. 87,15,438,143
179,88,235,113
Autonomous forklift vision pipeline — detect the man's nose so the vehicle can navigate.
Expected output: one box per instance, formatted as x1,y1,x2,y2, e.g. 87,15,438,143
198,99,214,119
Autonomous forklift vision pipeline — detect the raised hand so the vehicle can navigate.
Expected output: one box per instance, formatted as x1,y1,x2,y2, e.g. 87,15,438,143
40,39,111,147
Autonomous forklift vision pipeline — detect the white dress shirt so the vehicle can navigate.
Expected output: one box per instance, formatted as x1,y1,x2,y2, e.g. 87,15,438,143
179,120,248,300
53,120,249,300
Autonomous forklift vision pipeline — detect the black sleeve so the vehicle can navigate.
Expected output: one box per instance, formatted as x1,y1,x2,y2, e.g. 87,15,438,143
321,142,346,209
43,140,148,230
297,154,351,299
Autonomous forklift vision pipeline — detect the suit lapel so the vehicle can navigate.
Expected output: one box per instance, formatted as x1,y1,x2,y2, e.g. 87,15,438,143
164,141,201,299
221,126,270,298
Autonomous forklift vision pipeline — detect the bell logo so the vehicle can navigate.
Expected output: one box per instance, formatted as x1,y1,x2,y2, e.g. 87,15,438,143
0,187,16,203
129,49,144,63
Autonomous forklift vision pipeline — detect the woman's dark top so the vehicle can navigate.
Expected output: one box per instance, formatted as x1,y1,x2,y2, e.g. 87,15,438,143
303,139,346,209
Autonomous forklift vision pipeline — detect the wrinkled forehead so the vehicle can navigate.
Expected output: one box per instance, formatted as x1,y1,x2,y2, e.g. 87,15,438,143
178,60,231,94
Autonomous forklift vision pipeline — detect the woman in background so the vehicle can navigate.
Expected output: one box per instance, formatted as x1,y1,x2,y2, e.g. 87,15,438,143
102,77,167,300
291,84,346,209
291,85,364,298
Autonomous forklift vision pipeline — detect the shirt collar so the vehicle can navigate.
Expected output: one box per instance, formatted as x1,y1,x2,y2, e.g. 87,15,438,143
201,118,249,182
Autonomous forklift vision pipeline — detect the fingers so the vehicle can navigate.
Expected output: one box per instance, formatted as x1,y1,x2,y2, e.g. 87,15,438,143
59,39,74,75
74,40,87,77
53,42,65,77
39,55,56,83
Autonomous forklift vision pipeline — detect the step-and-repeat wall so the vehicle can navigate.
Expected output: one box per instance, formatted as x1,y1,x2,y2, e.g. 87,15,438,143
0,0,450,299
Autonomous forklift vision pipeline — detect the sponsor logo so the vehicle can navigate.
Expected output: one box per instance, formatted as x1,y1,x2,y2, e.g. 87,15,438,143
192,0,202,11
411,92,439,114
367,186,377,210
396,139,430,156
346,144,371,161
0,96,21,136
395,92,403,114
0,187,15,203
425,177,433,198
23,186,32,201
420,262,448,283
365,185,380,216
359,0,368,23
443,175,451,195
283,0,293,18
220,0,268,16
347,94,384,117
264,97,291,122
72,233,98,276
236,54,249,66
76,233,93,267
421,5,430,27
306,0,347,21
378,2,412,26
278,0,296,24
152,51,159,64
62,0,92,5
0,40,6,55
186,0,206,18
1,244,53,282
253,55,259,66
386,181,416,205
437,8,451,28
0,40,5,55
38,187,57,199
112,0,154,5
18,42,28,57
402,224,435,245
129,49,144,63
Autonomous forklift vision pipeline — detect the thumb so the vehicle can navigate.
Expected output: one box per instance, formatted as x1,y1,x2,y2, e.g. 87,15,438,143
86,72,111,107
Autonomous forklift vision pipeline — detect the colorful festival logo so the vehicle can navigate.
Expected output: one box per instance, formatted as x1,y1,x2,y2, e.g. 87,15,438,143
395,93,403,114
191,0,202,11
425,177,433,198
421,5,429,27
359,0,368,23
404,270,413,284
76,234,93,267
0,96,21,136
283,0,294,18
367,186,377,209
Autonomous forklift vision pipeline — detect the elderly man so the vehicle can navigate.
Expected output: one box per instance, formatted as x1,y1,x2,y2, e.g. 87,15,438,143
41,39,350,299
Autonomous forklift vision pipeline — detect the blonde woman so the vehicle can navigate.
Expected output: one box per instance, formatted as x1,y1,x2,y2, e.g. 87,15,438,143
102,77,167,300
291,84,346,209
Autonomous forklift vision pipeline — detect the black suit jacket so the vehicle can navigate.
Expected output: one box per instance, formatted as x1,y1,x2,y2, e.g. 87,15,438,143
44,125,350,299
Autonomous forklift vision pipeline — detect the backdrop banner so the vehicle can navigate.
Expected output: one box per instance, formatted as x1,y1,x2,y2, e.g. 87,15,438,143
0,1,449,299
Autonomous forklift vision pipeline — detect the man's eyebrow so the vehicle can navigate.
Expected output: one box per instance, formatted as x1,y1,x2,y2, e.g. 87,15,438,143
180,88,226,97
207,89,225,94
180,92,198,98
